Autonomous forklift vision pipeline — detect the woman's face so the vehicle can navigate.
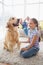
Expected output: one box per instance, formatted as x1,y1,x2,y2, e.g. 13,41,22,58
29,19,36,29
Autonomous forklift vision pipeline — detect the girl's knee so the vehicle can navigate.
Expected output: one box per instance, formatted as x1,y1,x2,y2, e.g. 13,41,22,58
21,51,37,58
21,53,29,58
21,53,27,58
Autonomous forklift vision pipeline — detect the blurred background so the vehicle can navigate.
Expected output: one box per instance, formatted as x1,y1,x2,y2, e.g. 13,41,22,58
0,0,43,20
0,0,43,41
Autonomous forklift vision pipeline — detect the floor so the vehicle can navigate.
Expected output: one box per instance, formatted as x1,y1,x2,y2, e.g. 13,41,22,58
0,63,10,65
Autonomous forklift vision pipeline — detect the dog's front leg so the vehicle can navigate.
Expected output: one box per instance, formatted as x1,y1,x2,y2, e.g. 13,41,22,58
4,41,8,50
17,40,21,50
8,43,14,52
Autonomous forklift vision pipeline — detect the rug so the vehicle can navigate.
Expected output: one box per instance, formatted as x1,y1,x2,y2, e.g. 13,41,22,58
0,41,43,65
0,48,43,65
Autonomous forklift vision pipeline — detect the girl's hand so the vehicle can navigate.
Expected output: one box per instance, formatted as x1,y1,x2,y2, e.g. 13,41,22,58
21,48,28,51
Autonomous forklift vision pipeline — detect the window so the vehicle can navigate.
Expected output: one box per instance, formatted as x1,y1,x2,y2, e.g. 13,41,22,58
13,0,24,5
40,0,43,2
4,0,12,5
40,4,43,20
13,6,24,18
26,4,39,20
0,0,2,1
26,0,39,3
0,0,43,20
0,4,2,16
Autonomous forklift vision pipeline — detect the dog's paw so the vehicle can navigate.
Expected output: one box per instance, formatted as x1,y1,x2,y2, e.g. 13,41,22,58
3,46,8,50
3,47,6,49
7,48,13,52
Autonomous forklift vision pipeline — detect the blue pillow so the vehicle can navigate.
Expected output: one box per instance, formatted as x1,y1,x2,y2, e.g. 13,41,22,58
22,21,27,29
24,28,28,35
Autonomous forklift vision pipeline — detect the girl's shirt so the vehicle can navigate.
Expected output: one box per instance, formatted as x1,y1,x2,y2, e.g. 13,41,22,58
28,28,39,48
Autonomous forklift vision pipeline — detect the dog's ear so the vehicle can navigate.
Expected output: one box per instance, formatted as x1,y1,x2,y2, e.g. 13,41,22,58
6,22,10,28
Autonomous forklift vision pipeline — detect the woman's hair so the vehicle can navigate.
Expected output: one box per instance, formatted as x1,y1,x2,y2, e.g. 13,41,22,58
31,18,38,30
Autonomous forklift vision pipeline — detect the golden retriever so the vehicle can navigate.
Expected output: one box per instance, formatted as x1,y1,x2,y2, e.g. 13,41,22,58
4,17,20,52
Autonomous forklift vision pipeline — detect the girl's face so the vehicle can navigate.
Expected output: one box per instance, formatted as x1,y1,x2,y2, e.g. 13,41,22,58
29,19,36,29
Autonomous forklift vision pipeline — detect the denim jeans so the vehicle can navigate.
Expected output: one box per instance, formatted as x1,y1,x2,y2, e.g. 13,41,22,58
20,47,39,58
24,28,28,35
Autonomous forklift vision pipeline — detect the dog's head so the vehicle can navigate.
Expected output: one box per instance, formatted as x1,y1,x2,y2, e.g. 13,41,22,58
6,17,20,30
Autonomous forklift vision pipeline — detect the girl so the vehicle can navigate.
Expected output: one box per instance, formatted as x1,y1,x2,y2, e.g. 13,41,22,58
20,18,40,58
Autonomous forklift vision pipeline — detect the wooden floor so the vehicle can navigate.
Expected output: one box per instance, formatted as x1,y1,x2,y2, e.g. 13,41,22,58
0,63,11,65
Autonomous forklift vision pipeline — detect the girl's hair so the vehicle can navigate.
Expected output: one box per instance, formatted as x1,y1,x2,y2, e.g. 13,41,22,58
31,18,38,30
31,18,41,42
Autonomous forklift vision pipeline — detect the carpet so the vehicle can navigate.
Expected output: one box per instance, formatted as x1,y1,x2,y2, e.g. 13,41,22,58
0,41,43,65
0,48,43,65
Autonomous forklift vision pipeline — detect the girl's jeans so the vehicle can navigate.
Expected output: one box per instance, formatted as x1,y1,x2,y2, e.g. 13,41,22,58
20,47,39,58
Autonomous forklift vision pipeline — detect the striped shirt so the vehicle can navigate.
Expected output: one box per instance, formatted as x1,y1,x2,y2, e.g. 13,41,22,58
28,28,39,48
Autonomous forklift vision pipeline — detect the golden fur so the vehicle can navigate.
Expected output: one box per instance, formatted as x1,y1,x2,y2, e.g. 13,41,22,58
4,17,20,52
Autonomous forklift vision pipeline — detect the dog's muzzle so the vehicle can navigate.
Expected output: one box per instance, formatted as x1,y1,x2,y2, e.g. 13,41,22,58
12,19,20,27
13,23,18,26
